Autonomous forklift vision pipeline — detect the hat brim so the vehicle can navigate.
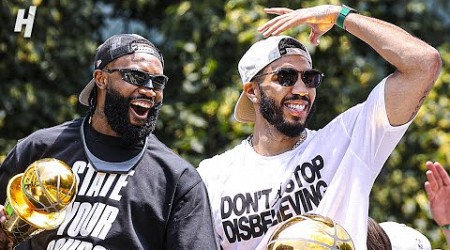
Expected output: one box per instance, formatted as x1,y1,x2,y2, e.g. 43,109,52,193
234,91,255,123
79,79,95,106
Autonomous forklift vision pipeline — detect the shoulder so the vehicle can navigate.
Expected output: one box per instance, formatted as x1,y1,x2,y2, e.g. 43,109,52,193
320,78,388,132
199,141,245,167
1,118,83,176
144,135,210,197
145,134,201,180
17,118,82,148
197,140,246,180
146,134,192,167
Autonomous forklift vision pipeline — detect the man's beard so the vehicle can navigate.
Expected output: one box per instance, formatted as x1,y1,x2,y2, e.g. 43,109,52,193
259,88,315,137
104,87,160,145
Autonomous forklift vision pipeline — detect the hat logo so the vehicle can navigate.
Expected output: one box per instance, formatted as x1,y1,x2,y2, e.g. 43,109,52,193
96,60,102,68
131,43,138,51
416,238,424,249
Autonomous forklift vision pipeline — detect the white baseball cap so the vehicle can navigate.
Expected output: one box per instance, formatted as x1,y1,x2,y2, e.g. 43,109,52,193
234,35,312,123
379,221,432,250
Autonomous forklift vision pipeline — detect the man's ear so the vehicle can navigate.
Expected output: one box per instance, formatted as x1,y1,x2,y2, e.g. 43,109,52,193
93,70,107,89
244,82,259,104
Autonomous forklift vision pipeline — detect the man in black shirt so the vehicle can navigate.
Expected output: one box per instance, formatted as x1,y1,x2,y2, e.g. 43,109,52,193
0,34,218,250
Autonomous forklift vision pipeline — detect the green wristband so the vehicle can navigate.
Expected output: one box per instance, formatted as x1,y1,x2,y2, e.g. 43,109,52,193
336,5,358,30
442,224,450,230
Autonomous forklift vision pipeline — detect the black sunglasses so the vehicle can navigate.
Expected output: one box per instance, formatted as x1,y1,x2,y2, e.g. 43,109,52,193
103,68,168,91
254,68,324,88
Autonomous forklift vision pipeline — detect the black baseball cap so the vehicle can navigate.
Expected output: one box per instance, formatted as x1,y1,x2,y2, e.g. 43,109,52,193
79,34,164,106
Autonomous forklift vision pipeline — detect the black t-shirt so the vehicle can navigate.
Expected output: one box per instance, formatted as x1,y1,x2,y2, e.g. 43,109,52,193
0,118,218,250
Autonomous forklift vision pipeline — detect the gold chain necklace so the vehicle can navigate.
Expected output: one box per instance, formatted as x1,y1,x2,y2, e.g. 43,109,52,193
247,130,307,150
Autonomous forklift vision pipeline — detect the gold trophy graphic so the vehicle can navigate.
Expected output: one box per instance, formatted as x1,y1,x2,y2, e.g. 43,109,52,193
266,213,355,250
1,158,78,247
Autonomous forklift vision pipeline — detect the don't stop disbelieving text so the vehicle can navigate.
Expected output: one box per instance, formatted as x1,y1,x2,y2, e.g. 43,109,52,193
220,155,328,243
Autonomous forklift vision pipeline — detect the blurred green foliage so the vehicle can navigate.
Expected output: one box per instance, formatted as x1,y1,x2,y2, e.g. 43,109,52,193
1,0,449,247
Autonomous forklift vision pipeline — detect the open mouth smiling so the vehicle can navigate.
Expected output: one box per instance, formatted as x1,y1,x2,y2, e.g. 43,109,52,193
130,99,154,118
284,100,309,117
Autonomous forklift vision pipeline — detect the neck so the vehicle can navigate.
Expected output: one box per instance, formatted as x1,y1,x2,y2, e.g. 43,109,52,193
89,111,118,137
249,128,307,156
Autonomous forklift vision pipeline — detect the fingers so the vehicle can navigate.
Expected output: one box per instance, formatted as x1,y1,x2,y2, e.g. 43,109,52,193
258,7,294,32
434,161,450,186
424,161,450,209
309,28,322,45
258,5,335,41
258,8,308,37
264,7,294,15
426,169,438,192
426,161,440,183
424,181,436,200
0,206,5,223
426,165,437,183
271,15,302,35
426,161,449,187
258,12,298,37
257,15,282,35
425,161,435,171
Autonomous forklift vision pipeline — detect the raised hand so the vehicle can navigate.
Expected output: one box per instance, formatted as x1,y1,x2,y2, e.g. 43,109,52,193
424,161,450,227
257,5,341,45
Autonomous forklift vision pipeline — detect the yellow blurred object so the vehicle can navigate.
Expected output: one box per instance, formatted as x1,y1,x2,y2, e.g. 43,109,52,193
266,213,354,250
1,158,78,245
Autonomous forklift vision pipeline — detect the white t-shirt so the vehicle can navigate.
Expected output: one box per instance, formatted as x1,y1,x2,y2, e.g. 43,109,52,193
198,78,412,250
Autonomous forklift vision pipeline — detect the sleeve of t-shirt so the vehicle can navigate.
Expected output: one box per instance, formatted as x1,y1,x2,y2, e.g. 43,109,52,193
0,139,38,248
341,76,413,175
0,149,16,203
197,144,240,189
0,141,33,204
165,178,219,250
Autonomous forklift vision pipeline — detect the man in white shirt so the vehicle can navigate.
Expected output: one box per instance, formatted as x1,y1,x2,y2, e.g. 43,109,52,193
198,4,441,250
